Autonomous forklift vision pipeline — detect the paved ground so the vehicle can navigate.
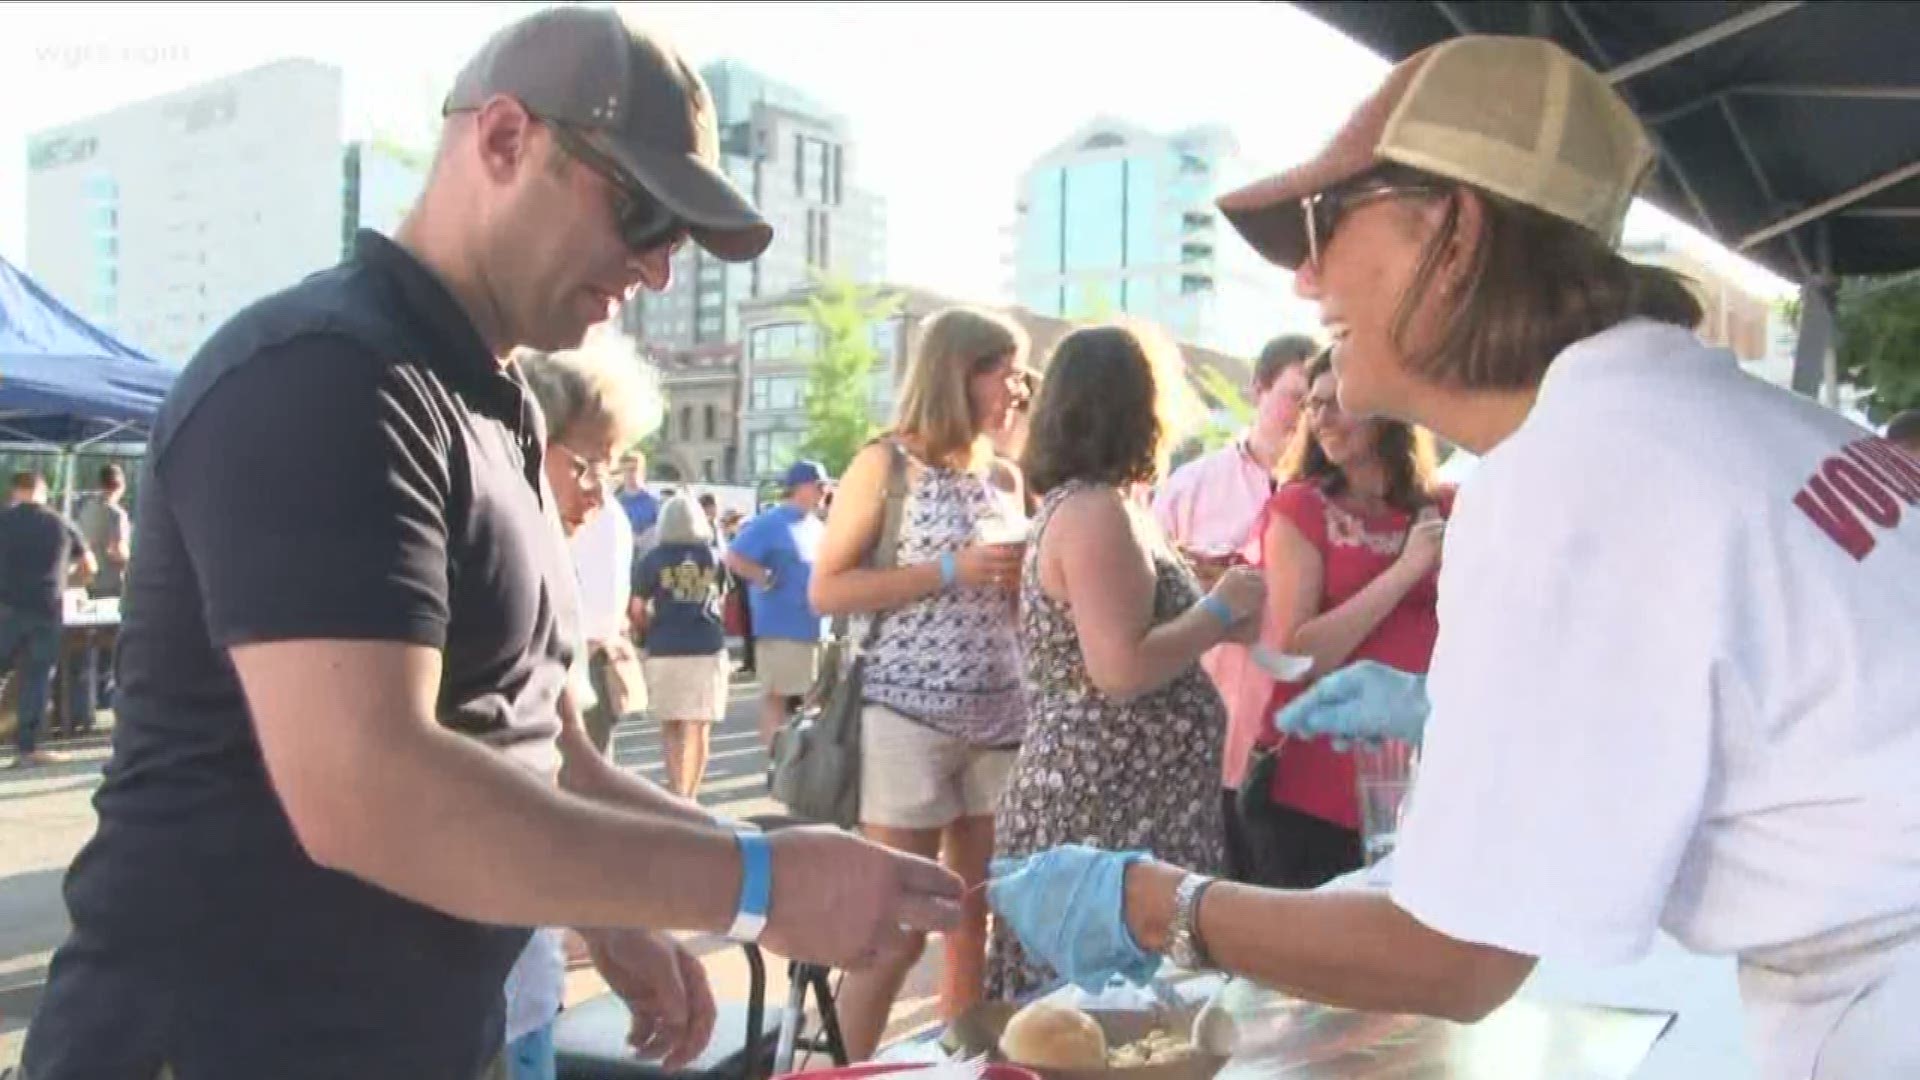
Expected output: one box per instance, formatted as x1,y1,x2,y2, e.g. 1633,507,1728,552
0,673,944,1072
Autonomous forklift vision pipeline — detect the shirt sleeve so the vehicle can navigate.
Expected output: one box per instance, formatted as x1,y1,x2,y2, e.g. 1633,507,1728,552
727,515,772,564
161,336,453,649
1389,450,1721,965
1268,481,1329,549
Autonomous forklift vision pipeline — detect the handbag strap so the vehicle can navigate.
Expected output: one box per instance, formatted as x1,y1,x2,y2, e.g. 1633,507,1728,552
825,438,911,650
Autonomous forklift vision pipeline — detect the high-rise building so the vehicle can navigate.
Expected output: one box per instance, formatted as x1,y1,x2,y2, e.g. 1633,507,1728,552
622,61,887,353
25,59,426,365
1009,118,1314,357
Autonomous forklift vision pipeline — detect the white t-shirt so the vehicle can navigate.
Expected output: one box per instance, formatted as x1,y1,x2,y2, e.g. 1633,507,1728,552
1393,319,1920,991
570,502,634,644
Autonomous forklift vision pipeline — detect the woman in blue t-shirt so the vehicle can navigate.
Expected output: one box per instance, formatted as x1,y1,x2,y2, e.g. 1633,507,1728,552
634,493,730,799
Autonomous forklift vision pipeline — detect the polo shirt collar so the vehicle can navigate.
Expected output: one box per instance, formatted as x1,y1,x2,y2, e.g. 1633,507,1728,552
351,229,499,389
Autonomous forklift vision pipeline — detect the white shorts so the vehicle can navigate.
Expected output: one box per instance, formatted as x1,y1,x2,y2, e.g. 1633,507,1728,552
859,703,1018,830
642,653,730,722
757,639,821,698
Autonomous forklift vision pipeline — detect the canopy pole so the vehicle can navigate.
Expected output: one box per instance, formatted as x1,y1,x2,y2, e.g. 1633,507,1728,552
1790,281,1835,400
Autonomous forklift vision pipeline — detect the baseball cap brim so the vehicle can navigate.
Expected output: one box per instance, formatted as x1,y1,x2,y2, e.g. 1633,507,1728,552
1216,47,1429,270
1218,147,1376,271
601,136,773,263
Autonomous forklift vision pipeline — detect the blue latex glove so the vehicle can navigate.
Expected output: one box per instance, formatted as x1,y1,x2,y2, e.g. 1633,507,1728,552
1273,660,1430,748
986,845,1160,993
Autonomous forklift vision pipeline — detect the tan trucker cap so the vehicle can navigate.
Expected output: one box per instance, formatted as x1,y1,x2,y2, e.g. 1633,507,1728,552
444,5,773,262
1218,35,1655,269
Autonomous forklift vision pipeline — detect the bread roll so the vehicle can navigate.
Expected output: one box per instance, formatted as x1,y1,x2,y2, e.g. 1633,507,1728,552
998,1001,1109,1070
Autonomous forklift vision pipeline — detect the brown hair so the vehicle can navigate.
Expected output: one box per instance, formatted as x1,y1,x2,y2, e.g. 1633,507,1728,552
1378,163,1704,391
1280,350,1438,513
892,306,1029,472
1023,323,1196,496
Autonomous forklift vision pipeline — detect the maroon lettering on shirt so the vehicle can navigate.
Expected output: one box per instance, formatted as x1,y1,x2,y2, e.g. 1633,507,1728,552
1853,440,1920,504
1792,437,1914,561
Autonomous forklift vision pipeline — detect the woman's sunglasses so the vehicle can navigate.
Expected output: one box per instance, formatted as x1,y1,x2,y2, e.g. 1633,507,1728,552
1301,176,1448,267
546,122,690,255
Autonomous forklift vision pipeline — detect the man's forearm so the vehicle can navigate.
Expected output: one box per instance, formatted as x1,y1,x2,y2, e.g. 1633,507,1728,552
326,721,742,935
1126,863,1532,1022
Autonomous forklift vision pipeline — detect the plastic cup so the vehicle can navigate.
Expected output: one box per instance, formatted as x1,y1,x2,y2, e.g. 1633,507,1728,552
1353,740,1418,865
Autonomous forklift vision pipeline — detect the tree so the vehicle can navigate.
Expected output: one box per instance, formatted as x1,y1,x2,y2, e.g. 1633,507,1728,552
792,275,904,478
1192,365,1255,453
1836,273,1920,422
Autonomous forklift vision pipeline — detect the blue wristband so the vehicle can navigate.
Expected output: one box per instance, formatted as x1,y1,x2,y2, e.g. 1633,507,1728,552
1198,594,1235,629
728,825,771,943
938,551,958,590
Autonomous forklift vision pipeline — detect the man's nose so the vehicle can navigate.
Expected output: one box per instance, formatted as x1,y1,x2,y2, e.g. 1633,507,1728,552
631,244,675,293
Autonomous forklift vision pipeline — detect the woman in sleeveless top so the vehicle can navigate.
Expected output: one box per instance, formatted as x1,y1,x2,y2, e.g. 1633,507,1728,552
985,324,1267,1002
810,307,1034,1058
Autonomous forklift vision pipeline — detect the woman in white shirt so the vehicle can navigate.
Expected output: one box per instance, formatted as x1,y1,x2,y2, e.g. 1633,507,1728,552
988,34,1920,1080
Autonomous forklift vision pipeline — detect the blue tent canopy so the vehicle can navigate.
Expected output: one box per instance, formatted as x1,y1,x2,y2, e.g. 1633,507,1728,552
0,254,174,448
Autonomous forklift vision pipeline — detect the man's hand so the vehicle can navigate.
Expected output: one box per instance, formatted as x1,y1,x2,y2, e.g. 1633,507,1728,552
761,826,964,969
583,928,716,1069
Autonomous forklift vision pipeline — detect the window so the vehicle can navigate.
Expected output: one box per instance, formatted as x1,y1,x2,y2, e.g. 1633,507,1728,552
748,322,818,363
680,406,695,440
750,376,809,413
868,316,901,363
703,404,716,440
793,134,832,203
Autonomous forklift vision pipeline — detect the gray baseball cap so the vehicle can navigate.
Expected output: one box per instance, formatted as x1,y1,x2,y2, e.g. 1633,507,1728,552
444,5,772,262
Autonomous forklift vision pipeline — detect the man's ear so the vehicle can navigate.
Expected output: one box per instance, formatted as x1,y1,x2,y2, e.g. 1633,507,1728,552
469,94,541,186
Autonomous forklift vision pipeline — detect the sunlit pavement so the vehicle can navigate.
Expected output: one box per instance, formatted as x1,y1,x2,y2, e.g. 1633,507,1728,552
0,671,944,1071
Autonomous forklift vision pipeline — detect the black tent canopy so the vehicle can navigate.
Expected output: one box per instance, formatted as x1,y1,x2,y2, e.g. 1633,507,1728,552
1291,0,1920,395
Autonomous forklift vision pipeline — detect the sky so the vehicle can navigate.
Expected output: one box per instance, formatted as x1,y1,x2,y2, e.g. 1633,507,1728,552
0,0,1796,312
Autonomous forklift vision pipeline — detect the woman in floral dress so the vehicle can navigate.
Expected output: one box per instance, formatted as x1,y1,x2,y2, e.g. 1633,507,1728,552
986,323,1269,1001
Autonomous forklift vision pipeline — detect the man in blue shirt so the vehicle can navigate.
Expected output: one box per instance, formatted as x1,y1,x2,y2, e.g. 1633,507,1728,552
616,450,662,560
725,461,830,750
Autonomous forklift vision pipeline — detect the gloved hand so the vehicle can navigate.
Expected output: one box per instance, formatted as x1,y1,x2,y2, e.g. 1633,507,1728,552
1273,660,1430,748
986,845,1160,993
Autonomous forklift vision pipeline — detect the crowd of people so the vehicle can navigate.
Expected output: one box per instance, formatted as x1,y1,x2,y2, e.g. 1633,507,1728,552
11,5,1920,1080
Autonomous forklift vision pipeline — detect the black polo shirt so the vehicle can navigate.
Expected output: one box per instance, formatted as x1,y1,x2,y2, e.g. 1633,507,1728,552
25,231,582,1080
0,502,89,618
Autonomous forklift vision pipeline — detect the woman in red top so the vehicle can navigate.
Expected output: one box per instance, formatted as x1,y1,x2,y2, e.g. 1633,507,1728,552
1237,350,1451,889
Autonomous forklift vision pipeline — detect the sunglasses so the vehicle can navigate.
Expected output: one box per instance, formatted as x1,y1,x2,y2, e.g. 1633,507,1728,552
545,122,690,255
1301,177,1448,268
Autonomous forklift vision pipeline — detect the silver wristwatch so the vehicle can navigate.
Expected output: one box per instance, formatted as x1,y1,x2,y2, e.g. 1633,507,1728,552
1166,872,1217,972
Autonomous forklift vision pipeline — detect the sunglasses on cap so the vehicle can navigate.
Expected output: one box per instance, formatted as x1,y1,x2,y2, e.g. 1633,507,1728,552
543,121,690,255
1301,173,1448,268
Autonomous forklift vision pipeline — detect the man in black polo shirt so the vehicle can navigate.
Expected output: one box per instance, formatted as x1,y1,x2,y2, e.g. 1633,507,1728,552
23,9,961,1080
0,471,96,769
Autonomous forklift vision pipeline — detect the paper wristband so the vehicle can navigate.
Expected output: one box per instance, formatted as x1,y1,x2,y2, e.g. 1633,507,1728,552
729,825,771,943
1198,594,1235,628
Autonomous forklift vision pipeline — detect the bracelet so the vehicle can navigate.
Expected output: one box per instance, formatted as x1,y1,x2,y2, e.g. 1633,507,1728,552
727,824,771,943
1198,594,1235,629
938,551,958,590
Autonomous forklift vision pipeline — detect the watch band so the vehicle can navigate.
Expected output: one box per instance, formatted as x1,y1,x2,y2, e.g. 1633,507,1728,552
1168,873,1217,971
727,824,771,943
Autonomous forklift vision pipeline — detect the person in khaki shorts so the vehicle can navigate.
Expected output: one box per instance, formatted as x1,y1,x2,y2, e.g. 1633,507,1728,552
810,307,1033,1060
724,461,830,749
